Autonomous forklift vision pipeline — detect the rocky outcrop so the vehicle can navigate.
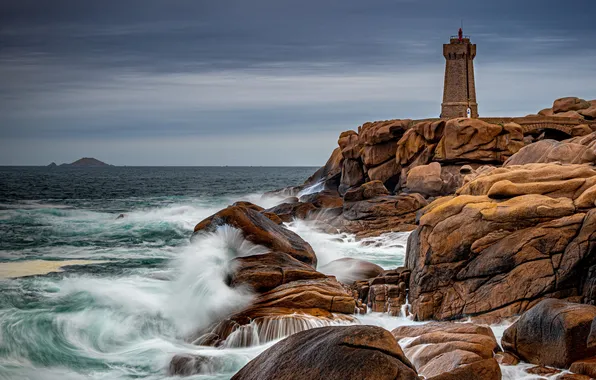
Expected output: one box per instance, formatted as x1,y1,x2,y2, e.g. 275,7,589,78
406,163,596,321
504,139,596,166
231,325,419,380
339,181,428,238
354,268,411,316
536,97,596,121
502,299,596,369
392,322,501,380
434,119,524,163
228,252,326,293
194,278,356,347
193,204,317,266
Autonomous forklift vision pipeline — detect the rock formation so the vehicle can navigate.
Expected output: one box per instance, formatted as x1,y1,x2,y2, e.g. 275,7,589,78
406,163,596,321
501,299,596,369
231,326,419,380
392,322,501,380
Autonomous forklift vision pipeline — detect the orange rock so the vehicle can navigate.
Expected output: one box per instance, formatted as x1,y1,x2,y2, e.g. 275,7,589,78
193,205,317,266
553,97,591,113
231,326,419,380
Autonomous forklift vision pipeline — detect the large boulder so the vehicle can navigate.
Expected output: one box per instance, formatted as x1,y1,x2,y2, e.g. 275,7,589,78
504,139,596,166
434,119,524,163
231,325,419,380
341,190,428,238
264,201,318,223
228,252,326,293
359,119,411,146
193,205,317,266
403,162,463,197
338,130,362,159
553,97,591,113
392,322,501,380
406,163,596,321
194,278,356,347
502,299,596,369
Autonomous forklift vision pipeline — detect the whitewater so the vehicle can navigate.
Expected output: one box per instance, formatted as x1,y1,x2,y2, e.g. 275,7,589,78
0,167,554,379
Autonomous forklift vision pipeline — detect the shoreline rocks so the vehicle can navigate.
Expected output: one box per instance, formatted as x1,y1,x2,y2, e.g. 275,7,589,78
231,325,419,380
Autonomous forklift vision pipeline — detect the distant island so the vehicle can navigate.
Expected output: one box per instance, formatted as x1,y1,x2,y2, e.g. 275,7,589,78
48,157,112,167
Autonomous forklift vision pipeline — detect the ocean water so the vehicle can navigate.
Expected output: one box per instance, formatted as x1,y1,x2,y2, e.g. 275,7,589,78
0,167,533,380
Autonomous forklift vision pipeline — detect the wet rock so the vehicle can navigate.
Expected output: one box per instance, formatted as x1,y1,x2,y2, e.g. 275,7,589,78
263,201,317,223
343,192,427,221
228,252,326,293
494,352,520,366
570,357,596,378
299,190,343,209
303,147,343,191
392,322,501,380
260,211,283,225
233,201,264,212
353,268,410,315
231,325,419,380
406,163,596,321
504,139,596,166
193,205,317,266
502,299,596,369
196,278,356,347
526,365,561,377
168,354,224,376
318,257,383,285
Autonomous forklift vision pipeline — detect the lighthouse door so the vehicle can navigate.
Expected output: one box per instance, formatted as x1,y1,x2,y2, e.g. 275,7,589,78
466,107,471,118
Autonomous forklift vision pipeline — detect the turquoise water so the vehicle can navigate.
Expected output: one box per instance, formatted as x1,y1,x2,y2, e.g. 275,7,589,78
0,166,411,380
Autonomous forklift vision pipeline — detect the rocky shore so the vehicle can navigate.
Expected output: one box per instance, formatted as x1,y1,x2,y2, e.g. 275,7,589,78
173,96,596,379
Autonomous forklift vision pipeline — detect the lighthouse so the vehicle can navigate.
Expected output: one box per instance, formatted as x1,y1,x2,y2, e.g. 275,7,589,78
440,28,478,118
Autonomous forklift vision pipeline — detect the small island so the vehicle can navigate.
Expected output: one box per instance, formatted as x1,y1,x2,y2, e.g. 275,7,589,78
48,157,112,167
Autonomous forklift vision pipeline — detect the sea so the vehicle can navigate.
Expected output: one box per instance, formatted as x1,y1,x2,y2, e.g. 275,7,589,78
0,166,538,379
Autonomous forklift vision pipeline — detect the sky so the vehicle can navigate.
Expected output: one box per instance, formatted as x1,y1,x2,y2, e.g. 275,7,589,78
1,0,595,166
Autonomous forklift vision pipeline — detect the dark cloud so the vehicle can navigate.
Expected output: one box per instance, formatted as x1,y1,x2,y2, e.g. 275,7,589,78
0,0,595,165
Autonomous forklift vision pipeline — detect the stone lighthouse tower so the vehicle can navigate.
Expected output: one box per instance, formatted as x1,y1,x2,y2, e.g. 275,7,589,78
441,29,478,118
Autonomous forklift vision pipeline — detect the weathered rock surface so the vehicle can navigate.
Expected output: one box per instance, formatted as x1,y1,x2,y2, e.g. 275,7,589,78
392,322,501,380
406,163,596,321
228,252,326,293
504,139,596,166
502,299,596,369
232,325,419,380
353,268,411,315
318,257,383,285
194,278,356,347
193,205,317,266
570,357,596,378
553,97,592,113
434,118,524,163
404,162,464,197
340,183,428,237
169,354,224,376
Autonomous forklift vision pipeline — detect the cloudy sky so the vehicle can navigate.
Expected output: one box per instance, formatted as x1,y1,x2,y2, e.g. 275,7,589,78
1,0,595,166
